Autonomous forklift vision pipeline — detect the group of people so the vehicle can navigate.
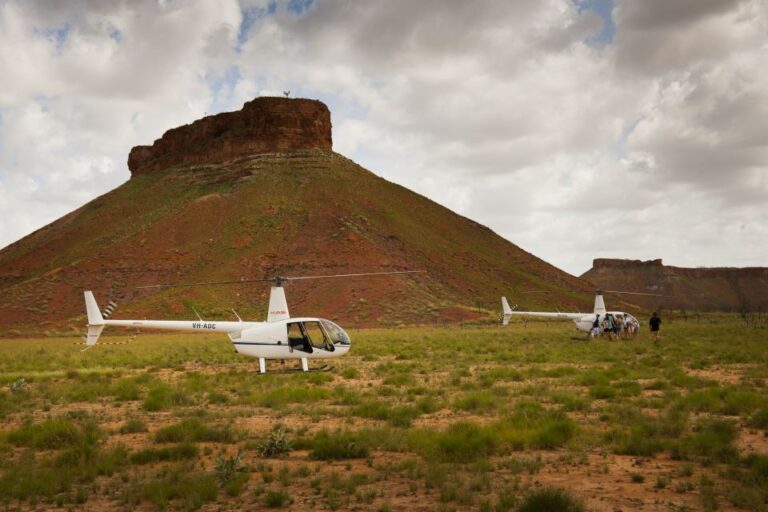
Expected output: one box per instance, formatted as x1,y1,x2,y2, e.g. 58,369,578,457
589,313,641,340
589,312,662,341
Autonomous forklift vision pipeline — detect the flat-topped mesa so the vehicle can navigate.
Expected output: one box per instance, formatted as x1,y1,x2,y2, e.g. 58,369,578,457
592,258,663,268
128,97,332,176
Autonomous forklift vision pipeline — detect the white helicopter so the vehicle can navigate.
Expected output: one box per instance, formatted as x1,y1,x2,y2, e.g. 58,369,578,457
500,290,656,336
85,271,420,373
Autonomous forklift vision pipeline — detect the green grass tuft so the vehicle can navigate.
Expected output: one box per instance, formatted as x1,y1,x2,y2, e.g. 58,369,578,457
673,419,739,463
130,444,198,464
154,418,234,444
309,430,371,460
8,418,100,450
517,487,585,512
119,418,148,434
141,468,218,510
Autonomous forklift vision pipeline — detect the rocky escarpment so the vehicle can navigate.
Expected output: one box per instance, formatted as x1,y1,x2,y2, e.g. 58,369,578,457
128,97,332,176
592,258,663,269
583,258,768,312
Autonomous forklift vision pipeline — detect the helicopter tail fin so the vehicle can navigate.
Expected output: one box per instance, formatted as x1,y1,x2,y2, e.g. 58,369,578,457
84,291,105,346
501,296,513,326
267,286,290,322
593,291,607,316
85,291,104,325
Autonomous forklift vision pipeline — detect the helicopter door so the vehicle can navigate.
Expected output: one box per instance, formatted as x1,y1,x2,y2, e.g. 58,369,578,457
303,321,334,351
287,322,313,354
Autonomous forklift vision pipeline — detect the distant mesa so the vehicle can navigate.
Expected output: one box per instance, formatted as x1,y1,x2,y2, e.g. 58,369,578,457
128,97,333,176
592,258,663,268
583,258,768,312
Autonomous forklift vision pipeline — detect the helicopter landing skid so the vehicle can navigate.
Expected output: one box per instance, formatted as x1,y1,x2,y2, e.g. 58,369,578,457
261,364,332,375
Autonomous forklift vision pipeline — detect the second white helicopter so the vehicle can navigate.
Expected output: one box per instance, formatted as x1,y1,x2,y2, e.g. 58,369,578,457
501,290,646,336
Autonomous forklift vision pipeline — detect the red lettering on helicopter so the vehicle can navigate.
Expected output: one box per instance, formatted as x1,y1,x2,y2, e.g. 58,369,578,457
269,310,287,315
192,322,216,330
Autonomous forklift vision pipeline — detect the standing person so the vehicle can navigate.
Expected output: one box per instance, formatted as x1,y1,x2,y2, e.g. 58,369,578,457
590,315,601,339
615,315,625,340
606,314,616,340
649,312,662,342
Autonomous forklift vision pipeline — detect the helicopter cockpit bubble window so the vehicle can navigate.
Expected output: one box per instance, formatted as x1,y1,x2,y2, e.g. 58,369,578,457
321,320,351,346
303,321,334,351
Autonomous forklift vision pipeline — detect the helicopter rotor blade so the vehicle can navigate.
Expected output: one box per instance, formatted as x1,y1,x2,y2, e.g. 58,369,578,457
136,277,274,290
603,289,667,297
285,270,425,281
136,270,424,290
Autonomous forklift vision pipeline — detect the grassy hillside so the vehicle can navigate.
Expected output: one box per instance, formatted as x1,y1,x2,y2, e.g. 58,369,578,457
0,151,592,333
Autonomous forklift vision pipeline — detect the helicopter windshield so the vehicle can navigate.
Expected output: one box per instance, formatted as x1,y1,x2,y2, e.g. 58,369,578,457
321,320,351,346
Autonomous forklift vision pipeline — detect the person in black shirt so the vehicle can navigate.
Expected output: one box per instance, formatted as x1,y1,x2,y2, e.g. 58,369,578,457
649,312,662,342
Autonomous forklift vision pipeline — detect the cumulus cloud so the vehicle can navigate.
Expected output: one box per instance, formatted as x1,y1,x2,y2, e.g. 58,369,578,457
0,0,766,275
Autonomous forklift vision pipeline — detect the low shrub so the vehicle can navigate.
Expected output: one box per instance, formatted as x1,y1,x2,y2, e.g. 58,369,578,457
309,430,371,460
748,408,768,429
517,487,585,512
258,428,292,457
130,443,198,464
112,379,141,401
154,418,234,444
684,387,762,416
352,400,420,427
8,418,100,450
119,419,148,434
479,367,524,386
265,489,291,508
609,426,664,457
672,419,738,463
408,402,577,463
340,367,359,379
502,402,577,450
0,439,128,502
141,469,217,510
454,390,498,413
589,384,616,400
215,452,244,484
143,383,172,411
550,392,590,412
409,422,499,463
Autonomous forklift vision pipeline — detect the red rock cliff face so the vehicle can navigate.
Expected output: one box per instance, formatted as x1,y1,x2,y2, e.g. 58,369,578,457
582,258,768,312
592,258,663,268
128,97,332,176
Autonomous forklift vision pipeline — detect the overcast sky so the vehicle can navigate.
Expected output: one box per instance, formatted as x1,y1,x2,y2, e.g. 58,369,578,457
1,0,766,275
